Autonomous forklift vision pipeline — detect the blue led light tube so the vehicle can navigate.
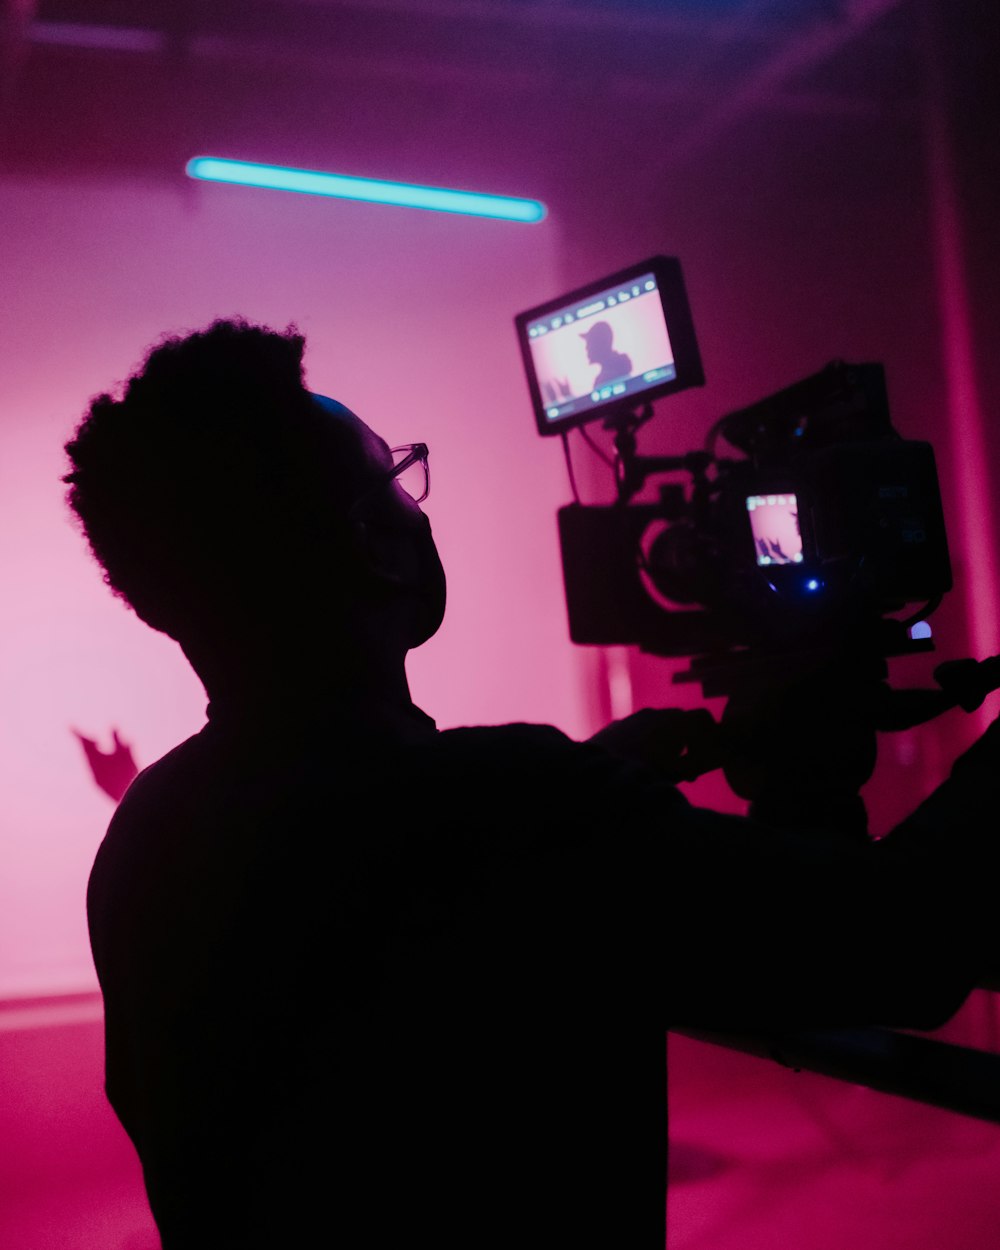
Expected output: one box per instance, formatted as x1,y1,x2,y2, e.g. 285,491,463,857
185,157,547,223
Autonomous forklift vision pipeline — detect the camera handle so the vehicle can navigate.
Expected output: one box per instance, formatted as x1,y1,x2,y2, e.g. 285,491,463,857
605,403,712,504
672,651,1000,841
718,650,883,841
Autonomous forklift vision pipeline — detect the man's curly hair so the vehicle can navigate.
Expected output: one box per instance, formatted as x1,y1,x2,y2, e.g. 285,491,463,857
64,318,366,639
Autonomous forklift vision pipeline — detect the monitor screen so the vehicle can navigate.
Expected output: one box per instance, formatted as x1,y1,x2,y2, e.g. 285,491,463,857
746,493,804,566
516,256,704,436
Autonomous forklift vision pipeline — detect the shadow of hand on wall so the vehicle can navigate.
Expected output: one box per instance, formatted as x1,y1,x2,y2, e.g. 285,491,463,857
72,728,139,803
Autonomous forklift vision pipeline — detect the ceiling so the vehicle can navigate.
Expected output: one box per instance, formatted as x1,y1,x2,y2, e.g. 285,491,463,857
1,0,925,180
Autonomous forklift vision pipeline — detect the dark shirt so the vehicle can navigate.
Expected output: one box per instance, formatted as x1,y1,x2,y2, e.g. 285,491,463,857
593,351,633,389
87,695,981,1248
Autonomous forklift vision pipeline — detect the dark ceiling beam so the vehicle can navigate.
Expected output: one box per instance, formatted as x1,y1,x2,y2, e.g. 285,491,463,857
619,77,907,119
1,0,38,107
28,20,164,52
658,0,911,166
285,0,787,45
26,16,908,124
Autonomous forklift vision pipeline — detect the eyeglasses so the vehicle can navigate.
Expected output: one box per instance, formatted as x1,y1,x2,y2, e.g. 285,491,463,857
386,443,430,504
350,442,430,518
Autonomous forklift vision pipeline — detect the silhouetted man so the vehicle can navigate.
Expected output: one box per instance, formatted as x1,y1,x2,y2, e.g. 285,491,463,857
581,319,633,388
66,319,996,1249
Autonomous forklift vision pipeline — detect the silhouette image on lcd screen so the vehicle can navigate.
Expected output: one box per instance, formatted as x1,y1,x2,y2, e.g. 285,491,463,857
747,494,804,565
543,377,574,406
581,321,632,389
528,283,675,418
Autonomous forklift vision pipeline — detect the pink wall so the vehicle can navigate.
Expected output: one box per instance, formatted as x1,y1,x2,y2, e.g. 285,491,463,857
3,0,997,1006
0,174,589,996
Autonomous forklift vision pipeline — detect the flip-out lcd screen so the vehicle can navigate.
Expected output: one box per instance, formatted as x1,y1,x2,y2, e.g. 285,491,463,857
747,493,804,566
516,256,704,436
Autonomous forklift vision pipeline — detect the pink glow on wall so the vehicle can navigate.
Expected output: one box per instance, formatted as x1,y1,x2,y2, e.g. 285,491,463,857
0,174,584,997
920,4,1000,726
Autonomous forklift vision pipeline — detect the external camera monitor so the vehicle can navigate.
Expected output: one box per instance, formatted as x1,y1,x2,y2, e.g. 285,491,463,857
515,255,704,437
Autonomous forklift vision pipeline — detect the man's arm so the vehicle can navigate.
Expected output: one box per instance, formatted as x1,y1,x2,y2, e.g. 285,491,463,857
580,709,997,1029
586,707,722,783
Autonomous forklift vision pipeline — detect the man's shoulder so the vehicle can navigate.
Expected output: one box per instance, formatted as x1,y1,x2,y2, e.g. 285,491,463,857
433,720,686,792
427,721,628,785
111,729,218,825
436,721,576,754
90,733,208,873
420,721,691,843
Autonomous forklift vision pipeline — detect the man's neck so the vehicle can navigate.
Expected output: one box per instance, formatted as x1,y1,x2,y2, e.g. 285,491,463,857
182,632,427,732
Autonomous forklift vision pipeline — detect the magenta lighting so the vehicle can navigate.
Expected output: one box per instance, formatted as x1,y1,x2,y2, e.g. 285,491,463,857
185,157,547,223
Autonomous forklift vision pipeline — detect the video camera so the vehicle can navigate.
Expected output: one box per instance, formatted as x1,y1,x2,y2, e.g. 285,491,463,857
515,257,953,673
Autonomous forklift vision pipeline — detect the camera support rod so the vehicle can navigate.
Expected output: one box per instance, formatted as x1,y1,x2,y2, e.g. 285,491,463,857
673,1023,1000,1126
667,648,1000,839
607,402,712,503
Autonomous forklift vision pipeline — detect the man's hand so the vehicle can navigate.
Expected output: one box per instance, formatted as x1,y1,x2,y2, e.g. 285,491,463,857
587,707,722,782
72,727,139,803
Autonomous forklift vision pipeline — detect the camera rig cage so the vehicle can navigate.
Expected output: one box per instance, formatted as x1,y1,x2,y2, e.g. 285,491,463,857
517,259,952,670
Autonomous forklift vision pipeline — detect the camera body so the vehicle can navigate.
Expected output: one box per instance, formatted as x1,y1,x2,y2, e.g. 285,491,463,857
556,361,952,657
516,259,952,663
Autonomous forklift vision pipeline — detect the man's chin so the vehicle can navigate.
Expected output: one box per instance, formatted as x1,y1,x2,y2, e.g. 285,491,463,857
409,589,446,649
408,521,447,648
